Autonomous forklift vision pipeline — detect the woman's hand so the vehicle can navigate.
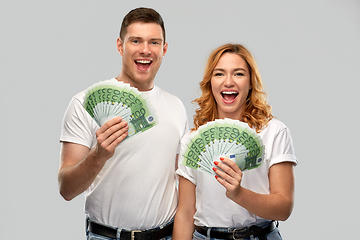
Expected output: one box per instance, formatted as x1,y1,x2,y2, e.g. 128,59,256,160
213,157,243,201
213,158,295,221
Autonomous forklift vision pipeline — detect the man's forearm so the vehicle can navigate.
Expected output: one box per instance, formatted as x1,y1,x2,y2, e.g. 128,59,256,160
58,149,106,201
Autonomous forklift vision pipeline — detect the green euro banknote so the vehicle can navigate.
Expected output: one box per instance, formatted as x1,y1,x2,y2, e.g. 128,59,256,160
181,119,265,175
82,79,158,140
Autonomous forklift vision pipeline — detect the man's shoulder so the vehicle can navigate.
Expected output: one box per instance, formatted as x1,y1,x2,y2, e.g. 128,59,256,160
154,85,183,104
71,78,117,102
73,90,86,101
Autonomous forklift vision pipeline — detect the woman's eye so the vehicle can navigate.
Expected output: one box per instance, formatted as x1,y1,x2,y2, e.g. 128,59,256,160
214,72,223,76
235,72,244,76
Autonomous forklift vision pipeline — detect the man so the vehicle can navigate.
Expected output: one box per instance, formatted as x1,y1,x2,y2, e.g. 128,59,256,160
58,7,188,240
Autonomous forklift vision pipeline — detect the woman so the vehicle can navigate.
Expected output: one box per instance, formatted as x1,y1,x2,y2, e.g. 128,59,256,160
173,44,297,240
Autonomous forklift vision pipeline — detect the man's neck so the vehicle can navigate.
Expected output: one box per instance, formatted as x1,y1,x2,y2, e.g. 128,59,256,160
115,74,154,92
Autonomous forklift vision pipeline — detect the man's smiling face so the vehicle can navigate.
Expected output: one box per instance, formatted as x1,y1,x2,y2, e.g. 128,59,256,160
117,22,168,91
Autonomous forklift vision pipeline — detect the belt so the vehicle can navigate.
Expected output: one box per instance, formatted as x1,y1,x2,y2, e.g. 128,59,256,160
88,220,173,240
195,221,277,240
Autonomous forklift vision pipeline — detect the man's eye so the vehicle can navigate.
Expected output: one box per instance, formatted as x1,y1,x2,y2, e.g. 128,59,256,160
151,41,160,45
132,40,139,44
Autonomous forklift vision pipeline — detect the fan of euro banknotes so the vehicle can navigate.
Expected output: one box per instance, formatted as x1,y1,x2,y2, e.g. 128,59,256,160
82,79,158,140
181,119,265,175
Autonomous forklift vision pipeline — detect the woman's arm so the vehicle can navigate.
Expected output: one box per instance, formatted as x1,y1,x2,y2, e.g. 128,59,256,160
214,158,295,221
173,176,196,240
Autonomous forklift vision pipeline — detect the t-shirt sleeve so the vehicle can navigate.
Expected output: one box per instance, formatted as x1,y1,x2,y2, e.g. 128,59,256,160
268,126,297,168
176,132,197,185
60,94,97,148
177,101,189,155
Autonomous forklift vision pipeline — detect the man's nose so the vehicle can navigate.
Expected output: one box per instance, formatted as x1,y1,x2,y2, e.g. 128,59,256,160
140,42,151,55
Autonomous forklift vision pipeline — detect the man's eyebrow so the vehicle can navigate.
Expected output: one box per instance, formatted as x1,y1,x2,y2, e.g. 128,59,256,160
149,38,163,42
128,36,141,40
128,36,163,42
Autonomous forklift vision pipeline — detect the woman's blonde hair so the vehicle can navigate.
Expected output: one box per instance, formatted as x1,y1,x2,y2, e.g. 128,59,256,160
192,43,273,132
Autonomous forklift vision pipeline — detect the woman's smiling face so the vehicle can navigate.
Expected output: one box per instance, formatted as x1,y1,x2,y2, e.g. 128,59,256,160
211,52,251,120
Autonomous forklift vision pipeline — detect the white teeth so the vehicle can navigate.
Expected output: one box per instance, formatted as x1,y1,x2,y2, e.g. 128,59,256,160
136,60,151,64
222,91,238,94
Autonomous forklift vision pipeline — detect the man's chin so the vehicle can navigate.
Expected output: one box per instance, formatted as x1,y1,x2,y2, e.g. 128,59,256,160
132,78,155,91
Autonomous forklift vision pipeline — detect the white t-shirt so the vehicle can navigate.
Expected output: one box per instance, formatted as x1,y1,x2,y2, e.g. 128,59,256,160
176,118,297,228
60,79,188,230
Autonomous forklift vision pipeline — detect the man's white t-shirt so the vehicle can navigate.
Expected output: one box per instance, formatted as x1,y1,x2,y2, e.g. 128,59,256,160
60,79,188,230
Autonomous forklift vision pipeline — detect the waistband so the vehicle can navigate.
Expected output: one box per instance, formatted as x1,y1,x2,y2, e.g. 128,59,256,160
195,221,277,240
87,219,173,240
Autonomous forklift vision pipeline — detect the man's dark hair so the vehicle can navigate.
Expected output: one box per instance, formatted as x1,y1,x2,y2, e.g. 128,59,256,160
120,7,166,42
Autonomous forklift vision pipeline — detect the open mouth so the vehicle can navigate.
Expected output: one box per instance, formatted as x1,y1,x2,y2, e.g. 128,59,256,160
221,91,238,102
135,59,152,71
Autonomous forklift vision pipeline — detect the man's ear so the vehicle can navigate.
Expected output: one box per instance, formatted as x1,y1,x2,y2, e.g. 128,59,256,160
117,37,124,56
162,42,168,57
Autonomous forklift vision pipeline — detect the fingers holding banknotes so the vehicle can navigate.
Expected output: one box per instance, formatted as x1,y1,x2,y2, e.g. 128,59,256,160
95,117,129,160
213,157,243,200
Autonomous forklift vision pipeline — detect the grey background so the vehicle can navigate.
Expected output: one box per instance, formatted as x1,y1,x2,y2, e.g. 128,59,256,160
1,0,359,239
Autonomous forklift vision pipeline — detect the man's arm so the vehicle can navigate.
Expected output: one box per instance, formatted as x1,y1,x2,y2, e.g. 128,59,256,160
58,117,129,201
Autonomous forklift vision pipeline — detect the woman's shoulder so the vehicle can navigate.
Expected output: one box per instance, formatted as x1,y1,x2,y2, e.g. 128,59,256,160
261,118,290,135
180,130,193,144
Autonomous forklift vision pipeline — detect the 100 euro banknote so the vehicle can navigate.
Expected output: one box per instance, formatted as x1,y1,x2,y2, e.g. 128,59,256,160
181,118,265,174
82,79,158,139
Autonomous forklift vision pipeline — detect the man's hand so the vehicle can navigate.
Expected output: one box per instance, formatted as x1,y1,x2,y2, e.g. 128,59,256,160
93,117,129,161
